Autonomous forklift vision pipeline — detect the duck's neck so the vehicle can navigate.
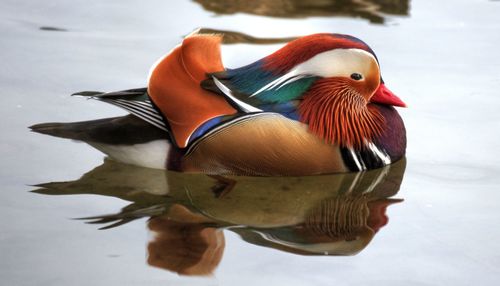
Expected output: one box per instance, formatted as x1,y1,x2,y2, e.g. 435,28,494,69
298,79,385,149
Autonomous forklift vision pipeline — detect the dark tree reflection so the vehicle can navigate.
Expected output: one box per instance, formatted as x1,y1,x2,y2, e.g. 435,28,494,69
194,0,410,23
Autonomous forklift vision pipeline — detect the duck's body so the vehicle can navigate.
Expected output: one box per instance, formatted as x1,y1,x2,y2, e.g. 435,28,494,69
31,32,406,176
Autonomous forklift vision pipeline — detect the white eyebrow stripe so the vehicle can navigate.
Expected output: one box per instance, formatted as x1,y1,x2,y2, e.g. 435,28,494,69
292,48,379,78
250,48,379,97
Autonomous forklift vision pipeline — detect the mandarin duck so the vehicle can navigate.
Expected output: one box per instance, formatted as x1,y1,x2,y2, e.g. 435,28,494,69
31,32,406,176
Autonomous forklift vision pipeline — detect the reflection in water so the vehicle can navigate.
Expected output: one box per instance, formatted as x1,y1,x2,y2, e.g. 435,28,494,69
147,207,225,276
194,0,410,23
197,28,297,45
34,158,406,275
39,26,68,32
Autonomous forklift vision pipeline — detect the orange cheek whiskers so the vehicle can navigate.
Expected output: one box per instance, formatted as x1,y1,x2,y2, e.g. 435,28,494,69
299,78,385,149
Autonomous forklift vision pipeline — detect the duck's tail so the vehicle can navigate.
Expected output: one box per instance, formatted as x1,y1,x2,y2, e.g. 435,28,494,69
30,115,171,169
29,115,167,144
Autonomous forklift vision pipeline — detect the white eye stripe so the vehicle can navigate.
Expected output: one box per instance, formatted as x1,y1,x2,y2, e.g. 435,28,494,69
293,48,379,78
251,48,379,97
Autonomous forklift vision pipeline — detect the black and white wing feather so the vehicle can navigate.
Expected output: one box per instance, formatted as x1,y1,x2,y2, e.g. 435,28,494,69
73,88,168,132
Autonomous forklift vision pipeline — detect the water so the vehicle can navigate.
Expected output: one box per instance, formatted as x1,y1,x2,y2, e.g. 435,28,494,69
1,0,500,285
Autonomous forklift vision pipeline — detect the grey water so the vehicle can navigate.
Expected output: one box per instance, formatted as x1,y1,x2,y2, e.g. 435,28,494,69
1,0,500,285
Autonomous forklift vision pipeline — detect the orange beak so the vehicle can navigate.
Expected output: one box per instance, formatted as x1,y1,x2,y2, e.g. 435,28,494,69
370,83,407,107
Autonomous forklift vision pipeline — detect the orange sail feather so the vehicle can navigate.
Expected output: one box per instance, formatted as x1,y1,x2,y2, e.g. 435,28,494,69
147,34,237,148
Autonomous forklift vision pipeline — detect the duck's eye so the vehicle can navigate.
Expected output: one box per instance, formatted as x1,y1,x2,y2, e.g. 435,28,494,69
350,73,363,81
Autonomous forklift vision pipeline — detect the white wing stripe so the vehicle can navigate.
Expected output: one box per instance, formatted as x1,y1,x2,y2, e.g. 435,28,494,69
107,101,165,125
102,100,168,131
110,100,164,121
110,101,165,126
113,99,163,119
212,76,262,113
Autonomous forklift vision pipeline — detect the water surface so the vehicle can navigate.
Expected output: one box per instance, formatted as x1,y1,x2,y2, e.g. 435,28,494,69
1,0,500,285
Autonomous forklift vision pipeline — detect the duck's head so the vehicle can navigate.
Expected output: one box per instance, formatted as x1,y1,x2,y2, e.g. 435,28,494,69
261,33,406,148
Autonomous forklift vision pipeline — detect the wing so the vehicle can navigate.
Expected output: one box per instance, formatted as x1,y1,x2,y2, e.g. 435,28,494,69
72,88,168,132
200,57,318,119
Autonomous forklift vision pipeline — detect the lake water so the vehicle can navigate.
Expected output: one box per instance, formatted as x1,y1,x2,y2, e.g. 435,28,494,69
1,0,500,285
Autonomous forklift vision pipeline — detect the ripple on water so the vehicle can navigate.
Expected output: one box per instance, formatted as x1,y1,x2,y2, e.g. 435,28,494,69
412,162,497,184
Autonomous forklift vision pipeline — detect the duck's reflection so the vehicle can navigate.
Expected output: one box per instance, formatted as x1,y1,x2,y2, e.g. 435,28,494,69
33,158,406,275
233,197,402,255
147,205,225,276
194,0,410,24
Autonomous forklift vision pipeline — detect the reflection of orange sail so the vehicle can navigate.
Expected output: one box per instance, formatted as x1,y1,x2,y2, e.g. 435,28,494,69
147,205,225,276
